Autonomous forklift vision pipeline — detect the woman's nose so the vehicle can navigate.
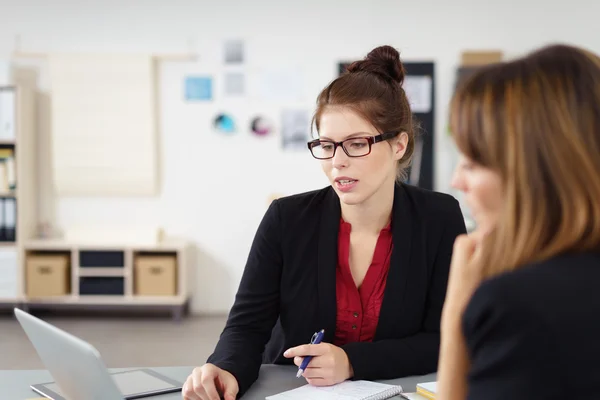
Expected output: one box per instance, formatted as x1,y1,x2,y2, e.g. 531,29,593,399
331,146,349,169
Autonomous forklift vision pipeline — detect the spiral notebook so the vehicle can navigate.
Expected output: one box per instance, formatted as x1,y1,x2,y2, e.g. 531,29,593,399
265,380,403,400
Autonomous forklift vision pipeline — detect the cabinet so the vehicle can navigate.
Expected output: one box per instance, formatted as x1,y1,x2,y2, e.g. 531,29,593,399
0,84,37,305
20,239,193,320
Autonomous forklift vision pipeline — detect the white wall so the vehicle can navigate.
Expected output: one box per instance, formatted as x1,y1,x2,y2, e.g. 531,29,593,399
0,0,598,314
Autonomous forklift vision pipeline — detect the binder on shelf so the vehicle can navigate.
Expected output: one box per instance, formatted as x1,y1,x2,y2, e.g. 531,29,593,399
0,148,15,193
0,164,7,194
0,198,4,241
2,197,15,242
5,155,15,191
0,88,16,141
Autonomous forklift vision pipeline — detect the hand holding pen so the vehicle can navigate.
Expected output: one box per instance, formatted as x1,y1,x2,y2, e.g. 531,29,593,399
296,329,325,377
283,329,355,386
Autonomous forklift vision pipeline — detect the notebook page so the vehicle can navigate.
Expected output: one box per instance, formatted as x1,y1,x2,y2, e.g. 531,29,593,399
266,380,403,400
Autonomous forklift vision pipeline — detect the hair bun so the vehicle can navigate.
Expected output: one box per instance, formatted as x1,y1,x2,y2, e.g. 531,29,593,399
346,45,406,85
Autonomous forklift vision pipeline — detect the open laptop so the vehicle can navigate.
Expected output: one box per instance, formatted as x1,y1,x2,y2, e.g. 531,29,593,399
14,308,183,400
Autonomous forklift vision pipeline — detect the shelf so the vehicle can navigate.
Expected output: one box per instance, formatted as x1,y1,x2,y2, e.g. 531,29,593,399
0,140,16,146
25,238,190,251
0,296,21,303
0,242,17,247
78,268,127,277
0,192,16,198
25,294,186,306
20,235,193,318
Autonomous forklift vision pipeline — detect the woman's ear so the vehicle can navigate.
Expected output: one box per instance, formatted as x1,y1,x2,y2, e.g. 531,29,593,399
394,132,409,161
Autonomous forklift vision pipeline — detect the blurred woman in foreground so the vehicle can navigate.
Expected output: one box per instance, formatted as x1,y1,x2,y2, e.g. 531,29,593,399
438,44,600,400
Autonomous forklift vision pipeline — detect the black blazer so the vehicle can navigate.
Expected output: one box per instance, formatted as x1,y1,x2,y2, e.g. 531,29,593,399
463,250,600,400
207,183,466,396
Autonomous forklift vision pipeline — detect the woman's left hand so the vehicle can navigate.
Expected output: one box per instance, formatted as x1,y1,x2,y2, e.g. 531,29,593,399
442,233,486,327
283,343,353,386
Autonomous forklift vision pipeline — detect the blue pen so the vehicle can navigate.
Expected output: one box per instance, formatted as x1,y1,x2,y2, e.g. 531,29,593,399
296,329,325,378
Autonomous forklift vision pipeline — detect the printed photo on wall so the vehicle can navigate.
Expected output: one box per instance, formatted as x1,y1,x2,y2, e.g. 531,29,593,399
403,75,432,113
250,116,273,137
281,109,309,150
224,72,245,96
224,39,244,64
184,76,213,101
213,113,236,134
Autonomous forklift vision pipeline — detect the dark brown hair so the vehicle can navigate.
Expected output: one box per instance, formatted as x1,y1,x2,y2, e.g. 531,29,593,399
312,45,416,182
450,43,600,277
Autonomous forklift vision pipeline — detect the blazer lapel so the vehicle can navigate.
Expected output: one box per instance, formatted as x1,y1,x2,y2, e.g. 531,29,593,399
317,187,340,343
375,183,413,339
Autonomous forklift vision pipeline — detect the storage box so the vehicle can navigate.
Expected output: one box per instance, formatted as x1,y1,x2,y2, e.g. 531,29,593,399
26,254,70,297
79,277,124,295
134,255,177,296
79,250,124,268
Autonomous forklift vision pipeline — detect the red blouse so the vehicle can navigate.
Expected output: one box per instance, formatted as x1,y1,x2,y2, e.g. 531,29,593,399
333,218,394,347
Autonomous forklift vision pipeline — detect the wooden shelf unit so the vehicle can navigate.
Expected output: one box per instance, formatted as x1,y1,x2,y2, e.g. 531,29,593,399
0,84,194,321
21,238,194,320
0,84,37,306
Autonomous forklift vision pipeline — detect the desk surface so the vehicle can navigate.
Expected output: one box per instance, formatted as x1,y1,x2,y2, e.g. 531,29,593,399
0,364,435,399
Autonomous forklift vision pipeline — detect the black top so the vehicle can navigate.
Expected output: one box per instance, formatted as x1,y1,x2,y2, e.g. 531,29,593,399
463,250,600,400
207,183,466,396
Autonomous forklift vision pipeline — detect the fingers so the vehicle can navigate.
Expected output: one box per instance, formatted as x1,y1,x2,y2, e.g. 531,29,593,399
200,372,221,400
284,343,327,358
453,234,476,254
294,355,326,368
452,235,477,264
182,377,201,400
218,372,239,400
223,390,237,400
301,366,327,379
181,365,231,400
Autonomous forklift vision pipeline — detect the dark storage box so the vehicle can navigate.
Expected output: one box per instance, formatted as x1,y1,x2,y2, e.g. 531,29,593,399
79,251,124,268
79,277,124,295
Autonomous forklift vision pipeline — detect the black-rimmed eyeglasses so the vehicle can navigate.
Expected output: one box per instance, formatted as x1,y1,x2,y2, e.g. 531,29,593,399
307,131,398,160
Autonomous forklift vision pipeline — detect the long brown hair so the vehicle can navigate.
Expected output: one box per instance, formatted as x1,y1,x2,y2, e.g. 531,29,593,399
312,45,416,182
450,44,600,277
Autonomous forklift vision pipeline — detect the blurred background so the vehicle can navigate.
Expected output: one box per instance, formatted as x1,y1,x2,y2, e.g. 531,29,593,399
0,0,596,369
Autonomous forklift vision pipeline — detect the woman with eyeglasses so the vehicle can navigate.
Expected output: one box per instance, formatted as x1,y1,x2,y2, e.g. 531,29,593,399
182,45,466,400
437,44,600,400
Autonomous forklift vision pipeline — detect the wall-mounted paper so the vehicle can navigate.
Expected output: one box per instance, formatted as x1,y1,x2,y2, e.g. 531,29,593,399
224,39,244,64
48,53,158,196
403,75,432,113
185,76,213,101
224,72,244,96
281,109,309,150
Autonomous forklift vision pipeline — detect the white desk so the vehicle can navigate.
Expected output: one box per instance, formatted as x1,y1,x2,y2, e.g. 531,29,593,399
1,364,435,399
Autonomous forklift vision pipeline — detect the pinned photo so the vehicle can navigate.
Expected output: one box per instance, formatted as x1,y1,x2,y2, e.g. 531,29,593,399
250,116,273,137
281,109,309,150
224,40,244,64
184,76,212,101
225,72,245,96
213,113,236,134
